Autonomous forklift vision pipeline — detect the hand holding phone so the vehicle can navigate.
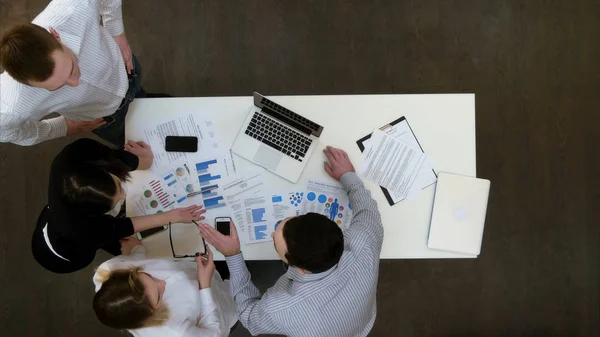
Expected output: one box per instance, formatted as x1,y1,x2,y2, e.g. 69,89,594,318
215,217,231,236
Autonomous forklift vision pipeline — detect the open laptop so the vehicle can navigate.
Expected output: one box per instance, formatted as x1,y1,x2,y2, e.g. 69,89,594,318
231,92,324,182
427,172,491,256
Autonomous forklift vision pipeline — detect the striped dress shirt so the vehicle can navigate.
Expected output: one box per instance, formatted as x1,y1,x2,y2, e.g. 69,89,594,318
0,0,127,146
226,172,384,337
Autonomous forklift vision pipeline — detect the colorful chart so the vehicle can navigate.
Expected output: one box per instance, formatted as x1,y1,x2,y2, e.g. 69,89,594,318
251,208,266,223
144,190,152,198
176,167,186,176
254,225,268,240
150,180,175,209
150,200,158,208
288,192,303,207
196,159,227,210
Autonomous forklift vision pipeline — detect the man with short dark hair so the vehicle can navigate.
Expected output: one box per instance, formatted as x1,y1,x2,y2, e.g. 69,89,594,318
199,146,384,337
0,0,142,146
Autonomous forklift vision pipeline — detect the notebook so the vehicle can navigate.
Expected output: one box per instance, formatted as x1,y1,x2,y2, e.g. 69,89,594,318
427,172,491,256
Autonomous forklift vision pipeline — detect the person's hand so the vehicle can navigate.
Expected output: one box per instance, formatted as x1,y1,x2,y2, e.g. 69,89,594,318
120,235,141,255
113,33,133,74
323,146,355,180
198,221,240,257
65,118,106,135
124,141,153,170
167,205,206,223
195,246,215,289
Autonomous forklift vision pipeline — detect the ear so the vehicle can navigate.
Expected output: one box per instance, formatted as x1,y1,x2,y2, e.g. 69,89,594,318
49,27,61,41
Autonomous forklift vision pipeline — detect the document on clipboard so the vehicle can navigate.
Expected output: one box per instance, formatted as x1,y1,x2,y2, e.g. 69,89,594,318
356,117,437,206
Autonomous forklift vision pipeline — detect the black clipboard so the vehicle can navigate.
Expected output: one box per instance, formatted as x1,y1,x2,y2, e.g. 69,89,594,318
356,116,437,206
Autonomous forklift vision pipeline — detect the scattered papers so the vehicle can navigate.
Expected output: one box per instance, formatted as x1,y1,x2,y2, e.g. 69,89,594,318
360,129,434,201
193,152,237,222
143,113,221,169
302,180,353,229
129,179,175,216
270,190,305,225
222,172,274,244
155,157,202,207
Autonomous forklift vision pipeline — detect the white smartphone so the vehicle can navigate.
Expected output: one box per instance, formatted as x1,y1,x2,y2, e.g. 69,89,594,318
215,217,231,236
135,225,167,240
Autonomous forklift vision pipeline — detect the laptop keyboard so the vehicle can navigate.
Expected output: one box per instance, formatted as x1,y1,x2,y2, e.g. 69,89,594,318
245,112,312,162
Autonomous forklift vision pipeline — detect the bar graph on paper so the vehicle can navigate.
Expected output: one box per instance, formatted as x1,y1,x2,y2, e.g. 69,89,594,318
196,159,227,210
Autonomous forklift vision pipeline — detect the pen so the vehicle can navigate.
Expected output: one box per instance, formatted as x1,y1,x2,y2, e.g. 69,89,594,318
184,163,190,174
187,191,202,198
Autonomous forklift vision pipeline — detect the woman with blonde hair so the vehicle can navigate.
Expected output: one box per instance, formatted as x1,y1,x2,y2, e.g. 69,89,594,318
92,238,238,337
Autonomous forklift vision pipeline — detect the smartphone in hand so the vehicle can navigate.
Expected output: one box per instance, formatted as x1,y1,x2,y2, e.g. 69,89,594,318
215,217,231,236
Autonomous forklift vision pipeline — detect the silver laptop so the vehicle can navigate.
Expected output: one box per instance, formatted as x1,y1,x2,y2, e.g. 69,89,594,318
427,172,491,256
231,92,324,182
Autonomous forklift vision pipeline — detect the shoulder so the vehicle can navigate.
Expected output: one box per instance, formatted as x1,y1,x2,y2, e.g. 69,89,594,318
32,0,98,30
0,73,34,115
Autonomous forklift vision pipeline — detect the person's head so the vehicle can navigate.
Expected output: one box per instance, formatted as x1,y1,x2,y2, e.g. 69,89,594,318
93,267,168,330
61,159,131,215
0,23,80,89
272,212,344,274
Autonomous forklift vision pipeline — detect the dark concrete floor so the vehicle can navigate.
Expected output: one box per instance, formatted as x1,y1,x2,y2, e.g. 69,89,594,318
1,1,599,336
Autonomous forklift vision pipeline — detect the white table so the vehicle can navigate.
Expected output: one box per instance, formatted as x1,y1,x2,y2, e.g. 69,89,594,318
125,94,476,260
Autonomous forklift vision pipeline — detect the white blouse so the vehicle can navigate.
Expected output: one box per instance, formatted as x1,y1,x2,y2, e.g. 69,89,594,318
93,247,238,337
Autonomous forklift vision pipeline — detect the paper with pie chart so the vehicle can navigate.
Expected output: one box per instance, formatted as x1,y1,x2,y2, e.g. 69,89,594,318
129,179,176,216
302,180,353,230
156,158,202,207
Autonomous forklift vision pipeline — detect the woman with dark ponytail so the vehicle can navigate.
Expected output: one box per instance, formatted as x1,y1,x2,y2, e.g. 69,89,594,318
32,138,205,273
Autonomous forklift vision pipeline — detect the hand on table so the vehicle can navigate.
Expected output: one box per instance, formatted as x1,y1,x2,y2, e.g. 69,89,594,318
323,146,355,181
197,221,241,257
124,141,153,169
65,118,106,135
168,205,206,223
195,246,215,289
120,235,141,255
113,33,133,74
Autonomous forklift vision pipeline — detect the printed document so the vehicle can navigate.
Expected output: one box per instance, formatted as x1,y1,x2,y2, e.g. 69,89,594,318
360,129,432,201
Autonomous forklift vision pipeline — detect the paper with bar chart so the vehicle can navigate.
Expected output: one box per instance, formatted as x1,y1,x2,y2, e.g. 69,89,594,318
222,172,274,244
156,157,202,207
303,180,353,229
129,179,176,216
194,152,236,221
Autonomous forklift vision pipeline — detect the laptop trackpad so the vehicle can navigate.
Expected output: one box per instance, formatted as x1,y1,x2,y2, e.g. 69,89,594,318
253,145,283,171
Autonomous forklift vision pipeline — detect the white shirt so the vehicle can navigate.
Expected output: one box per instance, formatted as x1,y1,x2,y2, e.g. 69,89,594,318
0,0,128,146
93,247,239,337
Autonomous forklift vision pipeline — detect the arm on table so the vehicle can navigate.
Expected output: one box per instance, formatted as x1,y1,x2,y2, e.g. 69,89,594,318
224,253,282,335
0,113,66,146
340,172,384,245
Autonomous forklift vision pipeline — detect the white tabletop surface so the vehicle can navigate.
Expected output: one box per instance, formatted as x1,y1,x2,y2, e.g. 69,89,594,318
125,94,476,260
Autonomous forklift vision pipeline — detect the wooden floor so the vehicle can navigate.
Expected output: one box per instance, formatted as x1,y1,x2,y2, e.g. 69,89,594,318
1,1,599,336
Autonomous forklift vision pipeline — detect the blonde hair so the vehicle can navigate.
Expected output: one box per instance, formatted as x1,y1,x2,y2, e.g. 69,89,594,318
93,266,170,329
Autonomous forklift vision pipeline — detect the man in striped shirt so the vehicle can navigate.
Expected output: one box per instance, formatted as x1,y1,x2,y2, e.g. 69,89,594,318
199,146,384,337
0,0,141,146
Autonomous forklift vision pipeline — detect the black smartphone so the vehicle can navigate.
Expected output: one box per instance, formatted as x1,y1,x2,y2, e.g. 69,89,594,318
165,136,198,152
215,217,231,236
